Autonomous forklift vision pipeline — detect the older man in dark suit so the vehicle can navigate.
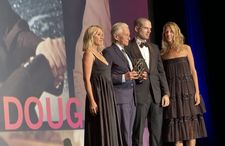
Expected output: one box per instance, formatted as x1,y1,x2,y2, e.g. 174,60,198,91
103,22,138,146
126,17,170,146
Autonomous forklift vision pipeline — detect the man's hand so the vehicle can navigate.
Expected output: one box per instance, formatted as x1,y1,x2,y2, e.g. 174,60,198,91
140,71,148,80
161,95,170,107
125,71,139,80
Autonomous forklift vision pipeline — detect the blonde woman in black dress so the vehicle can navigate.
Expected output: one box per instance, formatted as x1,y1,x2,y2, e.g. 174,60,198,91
82,25,122,146
161,22,207,146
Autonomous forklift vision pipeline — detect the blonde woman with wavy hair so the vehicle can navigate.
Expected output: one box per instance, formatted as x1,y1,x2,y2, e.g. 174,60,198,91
160,22,207,146
83,25,105,52
82,25,123,146
161,22,184,56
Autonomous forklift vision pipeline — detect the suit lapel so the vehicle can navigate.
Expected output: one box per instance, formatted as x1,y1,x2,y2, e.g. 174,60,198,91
113,44,130,68
146,42,153,72
131,39,143,59
130,39,149,71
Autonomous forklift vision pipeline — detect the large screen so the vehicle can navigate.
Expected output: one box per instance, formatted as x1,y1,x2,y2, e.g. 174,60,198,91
0,0,148,145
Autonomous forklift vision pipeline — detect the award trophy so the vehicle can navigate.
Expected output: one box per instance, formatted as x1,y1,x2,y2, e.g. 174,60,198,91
132,58,146,75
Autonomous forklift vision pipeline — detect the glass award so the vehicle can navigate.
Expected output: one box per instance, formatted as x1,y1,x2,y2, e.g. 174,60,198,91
132,58,146,75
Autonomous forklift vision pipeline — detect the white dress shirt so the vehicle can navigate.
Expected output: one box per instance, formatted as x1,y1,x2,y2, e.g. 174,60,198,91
136,38,150,69
116,43,133,70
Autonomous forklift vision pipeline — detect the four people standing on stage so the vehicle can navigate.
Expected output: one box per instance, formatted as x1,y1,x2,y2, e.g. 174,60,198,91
83,18,207,146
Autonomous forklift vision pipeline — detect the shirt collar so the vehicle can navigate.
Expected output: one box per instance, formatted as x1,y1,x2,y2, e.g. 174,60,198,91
135,38,147,47
115,43,124,51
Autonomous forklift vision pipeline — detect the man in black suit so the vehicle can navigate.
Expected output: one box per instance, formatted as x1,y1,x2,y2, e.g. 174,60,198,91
103,22,138,146
126,17,170,146
0,0,66,130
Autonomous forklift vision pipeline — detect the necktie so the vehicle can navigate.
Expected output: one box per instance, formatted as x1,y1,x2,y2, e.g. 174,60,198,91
140,42,148,48
121,49,133,70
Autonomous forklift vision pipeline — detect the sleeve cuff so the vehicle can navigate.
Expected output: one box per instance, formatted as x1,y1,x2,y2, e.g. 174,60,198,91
122,74,126,83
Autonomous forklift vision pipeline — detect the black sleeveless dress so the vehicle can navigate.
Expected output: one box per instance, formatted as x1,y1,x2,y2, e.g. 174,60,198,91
162,57,207,142
84,58,123,146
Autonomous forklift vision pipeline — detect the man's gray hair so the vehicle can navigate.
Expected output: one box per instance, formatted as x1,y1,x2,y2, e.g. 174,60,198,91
111,22,129,43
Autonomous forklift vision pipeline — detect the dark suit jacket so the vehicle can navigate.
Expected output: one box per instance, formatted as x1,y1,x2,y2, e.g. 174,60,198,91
103,43,136,104
126,39,169,104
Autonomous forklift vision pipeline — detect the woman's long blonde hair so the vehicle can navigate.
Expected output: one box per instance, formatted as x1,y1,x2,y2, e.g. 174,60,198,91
161,22,184,55
83,25,104,52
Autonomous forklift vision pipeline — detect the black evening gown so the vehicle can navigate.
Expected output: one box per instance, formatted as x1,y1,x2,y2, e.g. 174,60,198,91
84,58,123,146
162,57,207,142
